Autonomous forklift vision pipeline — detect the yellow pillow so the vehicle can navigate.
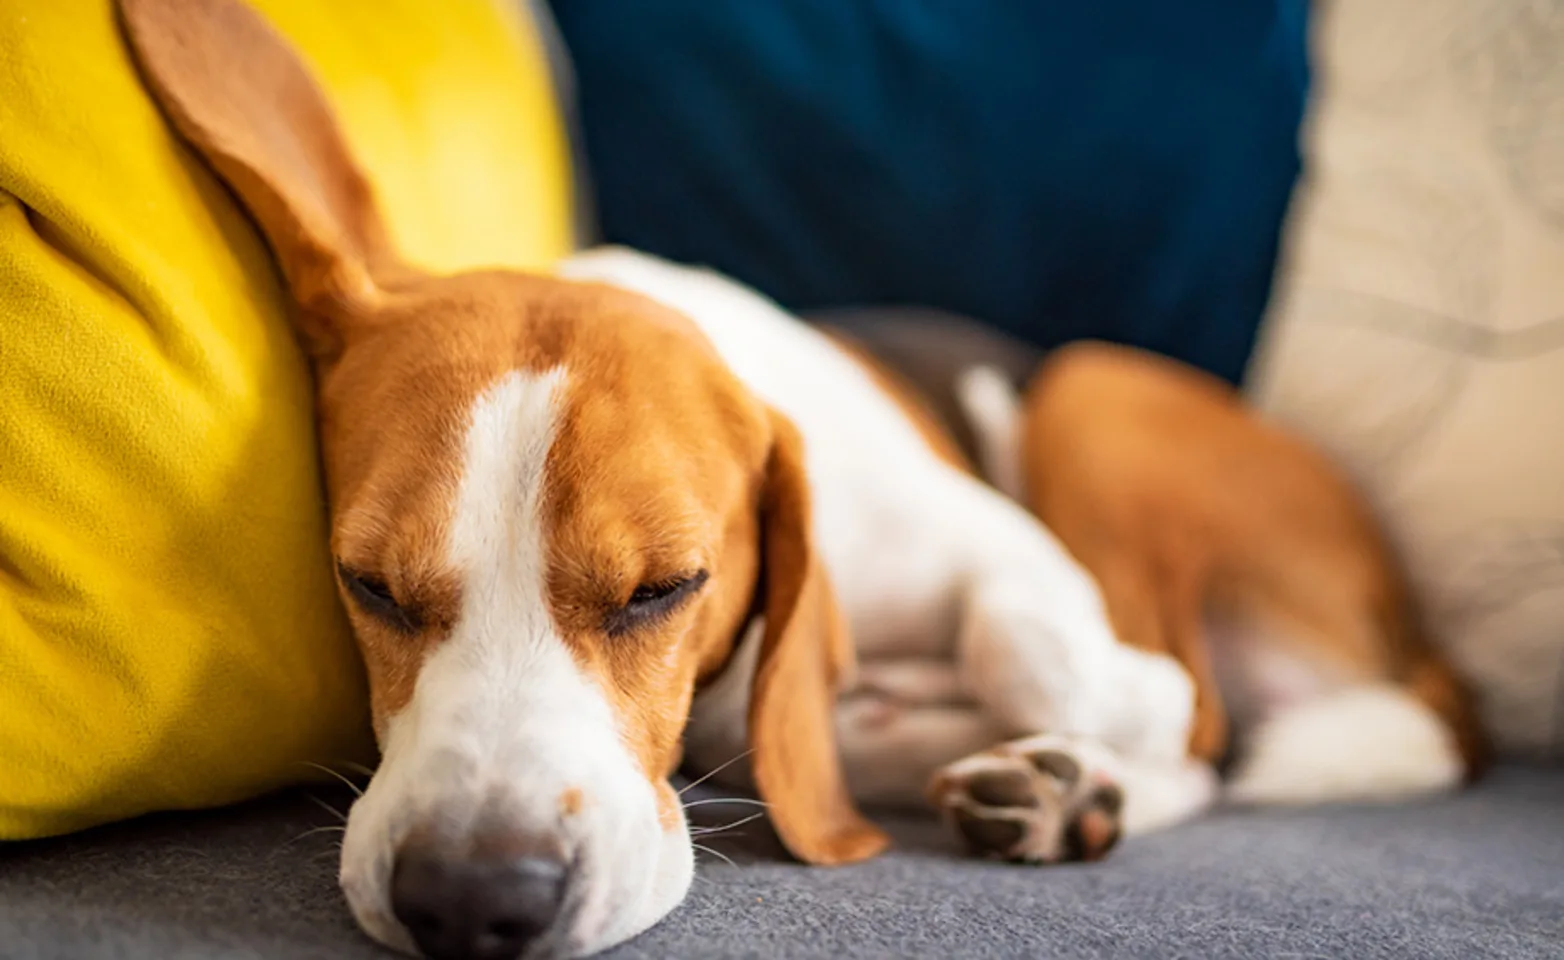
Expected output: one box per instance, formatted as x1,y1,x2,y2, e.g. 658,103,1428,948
0,0,574,839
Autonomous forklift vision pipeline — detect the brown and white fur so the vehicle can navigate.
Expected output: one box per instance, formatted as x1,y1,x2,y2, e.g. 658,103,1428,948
121,1,1486,959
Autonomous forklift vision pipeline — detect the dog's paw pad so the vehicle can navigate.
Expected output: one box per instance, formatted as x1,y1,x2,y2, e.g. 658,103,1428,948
965,768,1040,808
929,736,1124,865
1061,786,1124,862
1026,749,1082,784
953,808,1027,852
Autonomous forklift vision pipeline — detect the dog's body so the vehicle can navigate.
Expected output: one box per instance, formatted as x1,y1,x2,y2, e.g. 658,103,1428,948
563,250,1486,840
560,251,1204,817
120,2,1486,959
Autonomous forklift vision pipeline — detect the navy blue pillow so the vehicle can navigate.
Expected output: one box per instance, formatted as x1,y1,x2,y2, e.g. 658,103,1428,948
549,1,1309,385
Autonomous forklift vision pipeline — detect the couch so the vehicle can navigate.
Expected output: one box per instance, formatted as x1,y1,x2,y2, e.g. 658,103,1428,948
3,0,1561,957
4,769,1562,958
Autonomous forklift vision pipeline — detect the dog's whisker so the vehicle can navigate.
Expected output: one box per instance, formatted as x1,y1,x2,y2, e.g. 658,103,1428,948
305,793,350,824
298,760,367,798
691,843,738,869
682,797,768,811
286,824,348,846
687,830,744,844
338,759,377,779
678,749,754,795
689,811,768,837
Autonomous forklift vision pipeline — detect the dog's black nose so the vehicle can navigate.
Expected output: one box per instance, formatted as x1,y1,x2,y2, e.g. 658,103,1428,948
391,849,566,960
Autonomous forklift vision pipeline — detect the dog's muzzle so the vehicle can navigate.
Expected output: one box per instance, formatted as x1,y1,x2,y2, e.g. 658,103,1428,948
390,837,567,960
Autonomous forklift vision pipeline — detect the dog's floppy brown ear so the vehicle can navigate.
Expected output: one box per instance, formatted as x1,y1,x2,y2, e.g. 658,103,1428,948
119,0,404,354
748,411,890,866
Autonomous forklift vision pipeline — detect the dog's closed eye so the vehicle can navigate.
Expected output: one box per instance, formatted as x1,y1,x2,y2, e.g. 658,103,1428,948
337,562,422,634
604,570,709,638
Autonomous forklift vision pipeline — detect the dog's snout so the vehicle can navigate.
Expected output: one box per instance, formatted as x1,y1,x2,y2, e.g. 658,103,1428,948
391,848,567,960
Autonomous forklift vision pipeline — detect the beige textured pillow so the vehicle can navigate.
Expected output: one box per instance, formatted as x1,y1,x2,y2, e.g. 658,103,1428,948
1249,0,1564,759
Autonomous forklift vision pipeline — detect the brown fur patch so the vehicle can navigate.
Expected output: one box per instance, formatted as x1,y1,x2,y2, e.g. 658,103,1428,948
1018,342,1486,771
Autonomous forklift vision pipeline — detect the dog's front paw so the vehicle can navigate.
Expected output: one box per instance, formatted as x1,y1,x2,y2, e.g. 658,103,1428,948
927,735,1124,864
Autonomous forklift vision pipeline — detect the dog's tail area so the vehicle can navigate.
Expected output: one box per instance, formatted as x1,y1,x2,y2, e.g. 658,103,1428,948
1222,595,1485,806
954,364,1026,500
1221,570,1486,807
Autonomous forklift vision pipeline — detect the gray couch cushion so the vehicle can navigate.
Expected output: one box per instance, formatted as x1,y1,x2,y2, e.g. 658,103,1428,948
2,767,1560,959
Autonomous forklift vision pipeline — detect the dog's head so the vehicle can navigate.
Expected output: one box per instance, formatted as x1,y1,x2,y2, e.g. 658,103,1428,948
121,0,887,956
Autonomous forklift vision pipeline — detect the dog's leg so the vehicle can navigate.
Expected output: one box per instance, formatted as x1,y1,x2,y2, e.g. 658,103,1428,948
1089,550,1231,763
935,543,1214,862
955,569,1197,764
927,734,1218,863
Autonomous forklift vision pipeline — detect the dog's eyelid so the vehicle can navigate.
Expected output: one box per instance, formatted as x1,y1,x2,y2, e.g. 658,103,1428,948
629,568,708,602
603,568,709,637
335,560,422,633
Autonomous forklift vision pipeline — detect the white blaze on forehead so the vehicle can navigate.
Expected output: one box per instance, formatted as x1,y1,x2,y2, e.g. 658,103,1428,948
382,365,636,806
433,365,601,726
448,367,566,600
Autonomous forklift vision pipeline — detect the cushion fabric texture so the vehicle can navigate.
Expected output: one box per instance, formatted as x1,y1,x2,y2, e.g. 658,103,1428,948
548,0,1310,385
1249,0,1564,760
1,767,1560,958
0,0,573,839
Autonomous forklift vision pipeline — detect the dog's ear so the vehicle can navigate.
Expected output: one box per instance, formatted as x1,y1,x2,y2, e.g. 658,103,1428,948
120,0,406,356
748,410,890,866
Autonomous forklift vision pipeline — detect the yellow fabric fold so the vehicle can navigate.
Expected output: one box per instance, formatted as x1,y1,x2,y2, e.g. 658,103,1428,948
0,0,573,839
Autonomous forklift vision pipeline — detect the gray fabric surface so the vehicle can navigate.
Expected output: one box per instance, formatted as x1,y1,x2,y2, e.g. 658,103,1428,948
2,767,1561,959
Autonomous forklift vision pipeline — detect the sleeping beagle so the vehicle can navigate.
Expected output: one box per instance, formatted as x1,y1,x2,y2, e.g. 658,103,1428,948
121,1,1487,958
